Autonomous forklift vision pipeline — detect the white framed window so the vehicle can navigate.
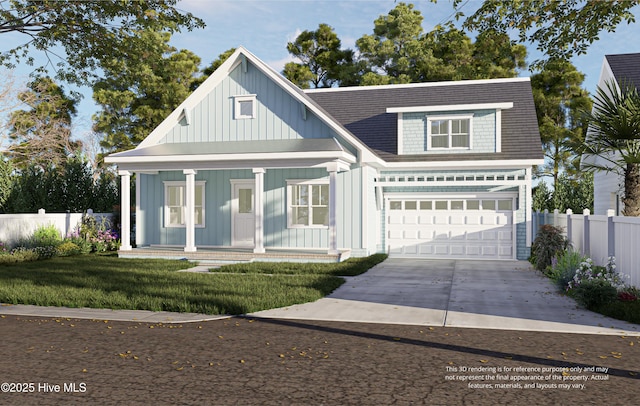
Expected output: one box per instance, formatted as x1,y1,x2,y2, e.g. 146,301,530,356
164,181,206,228
427,115,473,150
287,179,329,228
234,94,257,119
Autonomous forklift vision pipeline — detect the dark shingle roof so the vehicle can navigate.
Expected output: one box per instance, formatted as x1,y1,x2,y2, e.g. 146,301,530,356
606,53,640,91
306,78,542,162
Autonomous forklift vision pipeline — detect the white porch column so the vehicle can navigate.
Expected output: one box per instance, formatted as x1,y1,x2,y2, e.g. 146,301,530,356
184,169,197,252
253,168,265,253
118,170,132,251
327,164,339,255
525,167,533,247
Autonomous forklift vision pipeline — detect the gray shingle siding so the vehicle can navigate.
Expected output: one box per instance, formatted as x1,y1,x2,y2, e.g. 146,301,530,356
306,79,542,163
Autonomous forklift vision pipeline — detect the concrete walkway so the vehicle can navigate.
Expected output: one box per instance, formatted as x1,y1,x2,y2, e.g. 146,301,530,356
2,258,639,335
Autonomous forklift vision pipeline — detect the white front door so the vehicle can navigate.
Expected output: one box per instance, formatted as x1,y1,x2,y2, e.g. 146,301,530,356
232,182,254,247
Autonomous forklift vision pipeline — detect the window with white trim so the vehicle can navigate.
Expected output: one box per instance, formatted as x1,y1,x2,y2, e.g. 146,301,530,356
427,115,472,150
287,180,329,228
234,94,256,119
164,181,206,228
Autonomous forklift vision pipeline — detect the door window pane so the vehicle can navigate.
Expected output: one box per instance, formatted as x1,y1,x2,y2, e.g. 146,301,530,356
482,200,496,210
451,200,464,210
467,200,480,210
405,201,417,210
239,188,253,213
498,200,513,210
390,201,402,210
435,201,448,210
420,201,432,210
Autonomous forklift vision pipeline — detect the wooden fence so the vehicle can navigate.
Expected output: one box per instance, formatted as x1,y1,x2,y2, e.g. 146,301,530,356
533,209,640,288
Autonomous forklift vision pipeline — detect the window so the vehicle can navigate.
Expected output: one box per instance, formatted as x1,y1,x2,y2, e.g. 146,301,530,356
288,180,329,227
234,94,256,119
164,181,205,227
428,116,472,150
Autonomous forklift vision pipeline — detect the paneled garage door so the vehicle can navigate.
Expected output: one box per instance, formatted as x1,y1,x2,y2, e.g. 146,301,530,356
386,196,515,259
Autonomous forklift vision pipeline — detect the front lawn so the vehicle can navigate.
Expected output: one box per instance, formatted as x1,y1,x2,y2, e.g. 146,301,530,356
0,254,385,315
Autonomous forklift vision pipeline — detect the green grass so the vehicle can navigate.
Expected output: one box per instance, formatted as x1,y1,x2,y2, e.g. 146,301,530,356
213,253,388,276
0,253,385,315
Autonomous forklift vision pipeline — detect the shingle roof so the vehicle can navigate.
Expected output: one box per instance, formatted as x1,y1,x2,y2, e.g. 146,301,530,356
306,78,543,163
606,53,640,91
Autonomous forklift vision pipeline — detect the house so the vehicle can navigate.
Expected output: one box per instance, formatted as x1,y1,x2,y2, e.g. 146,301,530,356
589,52,640,215
104,47,543,262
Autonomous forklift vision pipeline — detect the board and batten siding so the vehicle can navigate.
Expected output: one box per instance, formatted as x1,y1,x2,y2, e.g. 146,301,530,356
156,60,357,157
138,167,364,251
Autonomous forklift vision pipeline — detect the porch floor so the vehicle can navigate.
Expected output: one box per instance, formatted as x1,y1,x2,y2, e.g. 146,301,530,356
117,246,350,264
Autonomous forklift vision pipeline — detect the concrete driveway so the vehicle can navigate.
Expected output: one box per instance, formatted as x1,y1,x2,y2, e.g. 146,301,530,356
251,258,640,336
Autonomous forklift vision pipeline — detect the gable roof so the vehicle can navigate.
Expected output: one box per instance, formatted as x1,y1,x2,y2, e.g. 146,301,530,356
605,52,640,91
306,78,543,163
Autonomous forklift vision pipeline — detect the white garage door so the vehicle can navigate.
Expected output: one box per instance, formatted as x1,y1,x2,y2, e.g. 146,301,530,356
386,196,515,259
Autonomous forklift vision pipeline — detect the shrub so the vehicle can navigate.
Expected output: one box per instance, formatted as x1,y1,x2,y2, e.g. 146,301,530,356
57,241,82,257
0,241,8,255
67,214,120,253
572,279,618,309
0,247,40,264
31,224,63,248
549,249,586,289
531,224,569,272
33,245,58,260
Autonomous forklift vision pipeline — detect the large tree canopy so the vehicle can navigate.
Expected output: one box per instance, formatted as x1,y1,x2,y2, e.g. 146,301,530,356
459,0,638,68
0,0,204,85
93,30,201,156
531,59,591,187
355,3,526,85
6,76,79,171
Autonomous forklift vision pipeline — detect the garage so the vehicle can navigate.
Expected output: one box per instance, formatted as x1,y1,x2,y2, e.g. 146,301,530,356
386,195,515,259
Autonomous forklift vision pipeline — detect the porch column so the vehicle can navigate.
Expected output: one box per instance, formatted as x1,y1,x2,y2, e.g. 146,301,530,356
253,168,265,253
118,170,132,251
327,164,339,255
183,169,197,252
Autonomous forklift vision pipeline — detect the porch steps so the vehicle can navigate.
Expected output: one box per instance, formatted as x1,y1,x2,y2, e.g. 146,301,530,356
117,248,349,264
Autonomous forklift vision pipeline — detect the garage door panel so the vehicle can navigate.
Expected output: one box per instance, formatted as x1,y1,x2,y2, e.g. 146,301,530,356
386,196,514,260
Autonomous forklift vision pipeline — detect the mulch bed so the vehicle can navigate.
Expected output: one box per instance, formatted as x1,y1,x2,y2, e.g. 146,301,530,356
0,315,638,405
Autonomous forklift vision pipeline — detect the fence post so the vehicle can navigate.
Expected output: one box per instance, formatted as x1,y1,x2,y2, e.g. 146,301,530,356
583,209,590,257
553,209,559,227
607,209,615,259
543,209,549,226
38,208,45,215
566,209,573,245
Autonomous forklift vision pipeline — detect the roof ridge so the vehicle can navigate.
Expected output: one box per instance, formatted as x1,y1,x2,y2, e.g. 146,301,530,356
304,77,531,93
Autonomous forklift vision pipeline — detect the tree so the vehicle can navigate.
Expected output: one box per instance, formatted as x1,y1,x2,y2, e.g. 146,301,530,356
531,60,592,188
354,3,527,85
459,0,638,68
284,24,357,89
190,48,236,91
581,80,640,216
0,0,204,86
356,2,428,85
93,30,201,155
0,158,12,212
6,76,79,170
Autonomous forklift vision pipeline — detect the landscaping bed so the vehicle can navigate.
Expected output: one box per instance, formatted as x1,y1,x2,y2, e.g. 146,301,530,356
531,224,639,324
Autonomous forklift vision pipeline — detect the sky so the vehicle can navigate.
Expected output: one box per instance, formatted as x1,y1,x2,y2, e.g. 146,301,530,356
3,0,640,142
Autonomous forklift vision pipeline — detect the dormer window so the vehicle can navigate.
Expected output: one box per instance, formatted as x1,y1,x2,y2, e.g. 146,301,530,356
427,115,472,150
234,94,256,119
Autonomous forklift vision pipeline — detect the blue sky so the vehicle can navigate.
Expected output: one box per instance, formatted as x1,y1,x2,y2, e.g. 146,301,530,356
4,0,640,140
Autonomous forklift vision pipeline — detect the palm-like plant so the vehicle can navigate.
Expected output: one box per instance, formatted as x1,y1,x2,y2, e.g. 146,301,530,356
581,79,640,216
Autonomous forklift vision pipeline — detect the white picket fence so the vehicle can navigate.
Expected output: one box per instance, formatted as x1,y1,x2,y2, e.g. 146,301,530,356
0,209,114,246
532,209,640,288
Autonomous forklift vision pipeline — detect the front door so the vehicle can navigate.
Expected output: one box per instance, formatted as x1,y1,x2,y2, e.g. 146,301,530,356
232,181,255,247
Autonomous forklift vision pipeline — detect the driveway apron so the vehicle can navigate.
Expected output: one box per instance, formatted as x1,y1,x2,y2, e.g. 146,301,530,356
251,258,640,336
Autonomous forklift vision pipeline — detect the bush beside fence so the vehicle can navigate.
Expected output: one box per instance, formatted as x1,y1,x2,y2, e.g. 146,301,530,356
0,209,113,246
533,209,640,288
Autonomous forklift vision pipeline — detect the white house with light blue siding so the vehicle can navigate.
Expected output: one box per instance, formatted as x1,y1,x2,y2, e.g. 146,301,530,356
105,47,543,262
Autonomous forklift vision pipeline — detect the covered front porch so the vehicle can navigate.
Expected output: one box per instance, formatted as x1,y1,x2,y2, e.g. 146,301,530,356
106,139,358,258
118,246,351,264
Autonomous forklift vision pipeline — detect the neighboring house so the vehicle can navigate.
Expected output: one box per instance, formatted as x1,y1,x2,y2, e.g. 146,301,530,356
588,52,640,215
105,47,543,261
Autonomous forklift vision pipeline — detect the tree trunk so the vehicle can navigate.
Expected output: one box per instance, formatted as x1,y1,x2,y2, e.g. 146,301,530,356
622,162,640,216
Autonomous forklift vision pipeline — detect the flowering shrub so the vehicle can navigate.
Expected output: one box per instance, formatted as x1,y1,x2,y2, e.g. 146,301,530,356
567,257,628,291
67,214,120,253
566,257,633,309
0,241,7,255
